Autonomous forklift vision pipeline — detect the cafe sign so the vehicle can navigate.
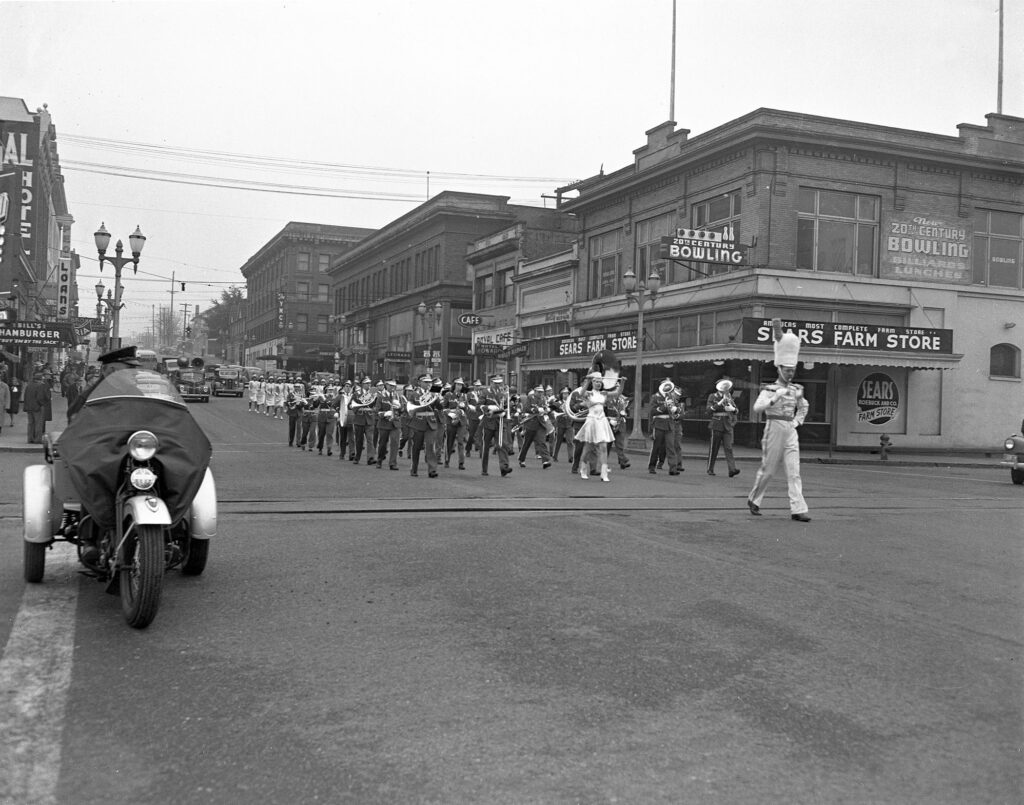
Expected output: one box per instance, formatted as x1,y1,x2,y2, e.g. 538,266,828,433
742,318,953,354
0,319,79,347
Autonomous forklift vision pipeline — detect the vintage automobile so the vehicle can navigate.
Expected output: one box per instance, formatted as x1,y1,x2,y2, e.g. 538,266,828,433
177,367,211,402
23,366,216,628
1001,423,1024,485
213,365,244,397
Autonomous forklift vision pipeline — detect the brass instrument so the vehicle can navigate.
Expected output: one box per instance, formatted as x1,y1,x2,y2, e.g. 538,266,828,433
405,391,439,413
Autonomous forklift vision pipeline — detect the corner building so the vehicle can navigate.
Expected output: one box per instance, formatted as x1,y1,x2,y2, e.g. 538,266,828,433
549,109,1023,452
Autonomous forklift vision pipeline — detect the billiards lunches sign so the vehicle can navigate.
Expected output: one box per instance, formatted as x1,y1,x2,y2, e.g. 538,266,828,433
741,319,953,354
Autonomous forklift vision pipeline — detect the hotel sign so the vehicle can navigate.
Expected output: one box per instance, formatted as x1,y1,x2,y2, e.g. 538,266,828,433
742,318,953,354
659,226,747,266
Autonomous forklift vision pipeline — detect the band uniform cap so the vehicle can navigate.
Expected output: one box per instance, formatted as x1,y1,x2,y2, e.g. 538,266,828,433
376,380,384,387
545,385,553,392
533,385,544,393
418,374,434,383
716,379,733,393
774,330,801,367
559,386,572,395
343,380,353,386
452,377,465,385
490,374,505,384
385,379,397,386
442,382,452,391
472,380,484,387
97,345,140,366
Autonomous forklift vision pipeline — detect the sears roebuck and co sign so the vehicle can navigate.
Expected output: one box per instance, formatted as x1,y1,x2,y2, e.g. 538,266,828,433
742,319,953,354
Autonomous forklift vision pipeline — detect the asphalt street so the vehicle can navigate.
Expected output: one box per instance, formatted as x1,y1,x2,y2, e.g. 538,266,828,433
0,396,1021,804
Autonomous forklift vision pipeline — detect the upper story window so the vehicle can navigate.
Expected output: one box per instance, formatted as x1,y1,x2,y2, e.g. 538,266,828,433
974,210,1023,289
316,314,329,334
317,284,329,302
297,252,310,272
295,313,308,333
990,343,1021,379
589,229,622,299
496,266,515,305
296,281,310,301
797,189,878,275
687,190,743,279
635,213,673,285
318,254,330,274
475,273,494,309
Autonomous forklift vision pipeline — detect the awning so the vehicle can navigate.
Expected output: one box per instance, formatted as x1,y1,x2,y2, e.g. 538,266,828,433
667,345,962,370
522,345,963,371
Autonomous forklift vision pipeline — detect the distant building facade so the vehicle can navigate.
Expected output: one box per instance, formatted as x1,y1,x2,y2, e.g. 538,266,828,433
328,192,572,384
546,109,1023,451
240,222,374,374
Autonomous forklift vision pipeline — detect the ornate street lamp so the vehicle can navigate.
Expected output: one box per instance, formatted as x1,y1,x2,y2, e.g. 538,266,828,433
94,223,146,346
416,301,443,373
622,266,661,448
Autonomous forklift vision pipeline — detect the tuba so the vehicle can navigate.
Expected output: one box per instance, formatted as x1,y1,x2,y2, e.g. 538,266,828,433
406,391,438,413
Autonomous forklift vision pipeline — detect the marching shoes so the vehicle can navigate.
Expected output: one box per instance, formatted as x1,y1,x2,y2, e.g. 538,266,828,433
729,469,741,477
791,513,812,522
747,499,761,516
600,464,610,483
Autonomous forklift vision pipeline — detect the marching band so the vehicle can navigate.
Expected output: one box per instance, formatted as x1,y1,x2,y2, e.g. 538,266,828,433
243,359,754,485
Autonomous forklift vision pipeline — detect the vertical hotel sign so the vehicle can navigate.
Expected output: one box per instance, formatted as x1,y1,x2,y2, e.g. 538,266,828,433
0,122,38,266
881,213,970,284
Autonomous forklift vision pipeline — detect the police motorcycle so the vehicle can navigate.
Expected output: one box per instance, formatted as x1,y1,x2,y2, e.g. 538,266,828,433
22,358,216,629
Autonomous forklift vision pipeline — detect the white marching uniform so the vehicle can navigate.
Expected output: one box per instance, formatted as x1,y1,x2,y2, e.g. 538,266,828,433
574,391,614,444
748,381,809,514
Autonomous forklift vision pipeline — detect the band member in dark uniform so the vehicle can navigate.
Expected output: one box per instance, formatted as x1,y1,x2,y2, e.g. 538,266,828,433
604,381,632,470
648,379,682,475
443,377,469,469
407,374,442,477
375,379,403,470
465,380,485,457
550,386,574,462
316,387,338,455
516,384,554,469
706,378,740,477
479,374,514,477
351,377,378,464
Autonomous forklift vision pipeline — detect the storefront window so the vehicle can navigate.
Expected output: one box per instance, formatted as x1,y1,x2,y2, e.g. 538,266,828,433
797,189,878,275
974,210,1023,289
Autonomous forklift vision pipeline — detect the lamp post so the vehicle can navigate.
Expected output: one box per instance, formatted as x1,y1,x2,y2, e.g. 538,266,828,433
416,301,443,374
93,223,146,348
94,280,122,351
622,266,661,449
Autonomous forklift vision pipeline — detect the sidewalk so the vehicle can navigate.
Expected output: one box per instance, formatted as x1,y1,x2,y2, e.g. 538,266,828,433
1,389,68,455
0,392,996,468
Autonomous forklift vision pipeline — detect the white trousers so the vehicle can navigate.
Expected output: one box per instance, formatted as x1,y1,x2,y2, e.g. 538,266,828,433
748,419,808,514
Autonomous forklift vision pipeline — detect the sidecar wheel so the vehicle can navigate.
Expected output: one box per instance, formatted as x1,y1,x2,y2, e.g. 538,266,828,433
120,524,164,629
24,540,47,583
181,537,209,576
1011,468,1024,485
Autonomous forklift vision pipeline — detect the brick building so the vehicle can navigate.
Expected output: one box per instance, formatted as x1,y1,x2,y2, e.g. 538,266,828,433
329,192,569,384
543,109,1023,451
240,222,374,374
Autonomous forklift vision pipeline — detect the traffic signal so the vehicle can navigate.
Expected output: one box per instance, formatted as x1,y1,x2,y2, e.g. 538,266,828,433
185,326,192,337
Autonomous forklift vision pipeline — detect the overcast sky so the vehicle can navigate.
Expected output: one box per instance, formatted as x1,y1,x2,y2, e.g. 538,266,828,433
4,0,1021,334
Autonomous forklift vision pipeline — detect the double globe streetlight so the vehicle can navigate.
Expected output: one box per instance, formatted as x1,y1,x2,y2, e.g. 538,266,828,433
622,266,661,448
93,223,146,347
416,301,443,374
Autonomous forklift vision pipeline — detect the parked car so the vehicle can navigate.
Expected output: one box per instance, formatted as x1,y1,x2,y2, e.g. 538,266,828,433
177,368,210,403
1001,420,1024,484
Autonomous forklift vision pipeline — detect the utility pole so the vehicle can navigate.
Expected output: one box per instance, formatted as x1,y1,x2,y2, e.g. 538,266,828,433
169,271,176,328
180,303,191,341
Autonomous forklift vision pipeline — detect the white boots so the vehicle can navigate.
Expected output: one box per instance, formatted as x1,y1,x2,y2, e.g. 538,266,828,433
600,464,610,483
580,466,589,479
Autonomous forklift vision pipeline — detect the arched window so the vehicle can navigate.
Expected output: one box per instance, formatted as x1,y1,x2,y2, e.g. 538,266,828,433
990,343,1021,378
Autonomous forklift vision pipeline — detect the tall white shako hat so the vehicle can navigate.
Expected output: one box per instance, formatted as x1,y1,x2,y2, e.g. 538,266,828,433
772,318,801,367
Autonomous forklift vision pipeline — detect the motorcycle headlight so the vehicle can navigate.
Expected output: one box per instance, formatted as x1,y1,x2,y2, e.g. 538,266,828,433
128,430,159,461
130,467,158,490
1005,438,1017,451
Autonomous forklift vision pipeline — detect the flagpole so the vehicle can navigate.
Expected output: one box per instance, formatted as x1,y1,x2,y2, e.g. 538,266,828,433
670,0,677,121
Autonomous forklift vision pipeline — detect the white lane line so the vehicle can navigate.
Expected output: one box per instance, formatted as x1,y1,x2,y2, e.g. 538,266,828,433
0,544,78,805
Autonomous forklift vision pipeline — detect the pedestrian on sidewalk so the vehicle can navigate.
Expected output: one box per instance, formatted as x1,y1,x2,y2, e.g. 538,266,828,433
6,372,20,426
747,322,811,522
22,371,52,444
0,374,9,436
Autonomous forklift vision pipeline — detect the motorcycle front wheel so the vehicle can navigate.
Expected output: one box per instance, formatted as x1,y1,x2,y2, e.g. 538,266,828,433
120,523,165,629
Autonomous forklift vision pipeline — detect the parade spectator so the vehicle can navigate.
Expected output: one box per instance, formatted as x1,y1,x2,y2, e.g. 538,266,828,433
22,371,52,444
0,373,9,436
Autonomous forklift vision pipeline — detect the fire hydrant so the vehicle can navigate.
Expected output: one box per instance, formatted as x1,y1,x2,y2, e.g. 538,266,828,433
879,433,892,460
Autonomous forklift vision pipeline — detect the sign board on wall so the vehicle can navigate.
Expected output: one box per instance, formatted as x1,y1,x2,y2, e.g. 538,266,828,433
856,372,901,425
742,319,953,354
556,328,638,358
881,214,971,284
0,319,79,347
659,227,747,266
